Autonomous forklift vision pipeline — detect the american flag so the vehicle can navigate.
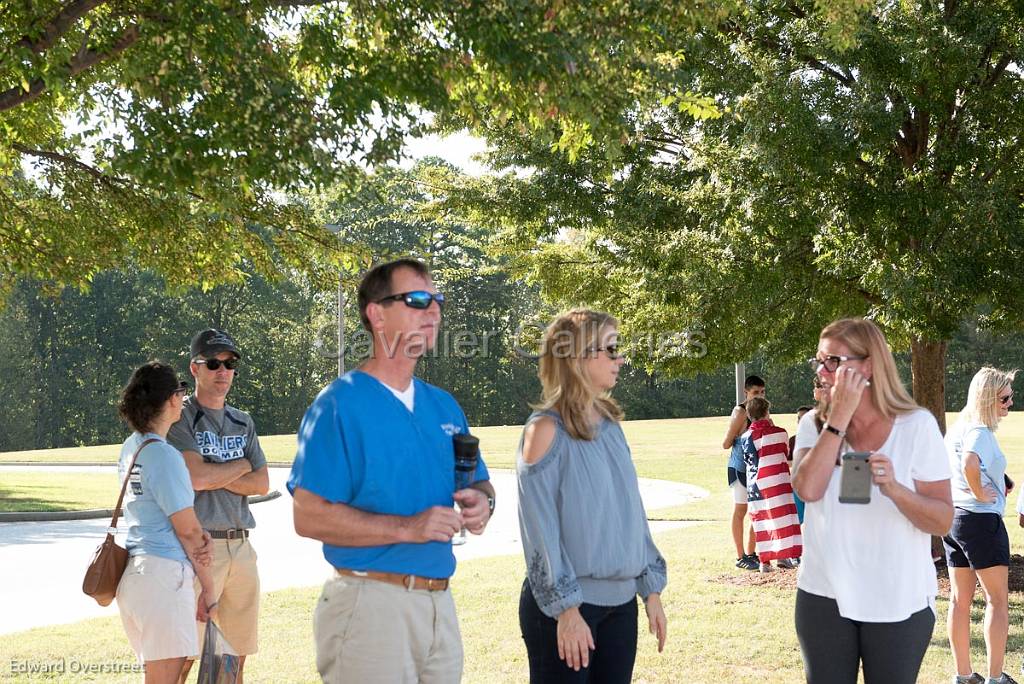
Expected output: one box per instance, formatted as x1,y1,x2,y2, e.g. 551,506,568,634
741,419,803,562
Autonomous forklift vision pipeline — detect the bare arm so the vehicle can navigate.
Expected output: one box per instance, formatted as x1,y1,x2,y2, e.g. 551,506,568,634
877,474,954,536
170,507,216,606
292,486,463,547
721,407,746,450
223,465,270,496
180,449,251,491
961,452,994,503
791,434,841,502
522,417,557,464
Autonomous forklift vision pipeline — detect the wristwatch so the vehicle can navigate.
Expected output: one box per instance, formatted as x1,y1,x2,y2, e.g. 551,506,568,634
486,495,496,517
822,422,847,438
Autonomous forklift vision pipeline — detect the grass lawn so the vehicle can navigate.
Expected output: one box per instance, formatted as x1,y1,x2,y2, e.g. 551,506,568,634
0,472,119,513
4,413,1024,681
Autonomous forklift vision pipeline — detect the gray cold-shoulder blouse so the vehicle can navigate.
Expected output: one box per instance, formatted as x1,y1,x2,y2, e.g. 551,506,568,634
516,409,668,619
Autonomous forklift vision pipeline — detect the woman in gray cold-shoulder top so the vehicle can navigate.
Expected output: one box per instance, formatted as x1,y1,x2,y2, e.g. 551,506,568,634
516,309,668,683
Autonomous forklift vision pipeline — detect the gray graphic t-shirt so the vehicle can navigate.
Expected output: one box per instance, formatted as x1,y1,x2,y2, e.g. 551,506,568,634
167,396,267,530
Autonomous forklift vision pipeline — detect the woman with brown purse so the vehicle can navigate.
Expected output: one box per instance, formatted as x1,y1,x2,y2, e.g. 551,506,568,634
115,361,218,683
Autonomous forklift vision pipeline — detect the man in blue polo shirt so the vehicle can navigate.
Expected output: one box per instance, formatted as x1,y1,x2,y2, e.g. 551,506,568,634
288,258,495,683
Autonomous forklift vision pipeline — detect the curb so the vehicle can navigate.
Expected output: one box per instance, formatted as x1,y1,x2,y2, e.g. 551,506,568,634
0,490,282,523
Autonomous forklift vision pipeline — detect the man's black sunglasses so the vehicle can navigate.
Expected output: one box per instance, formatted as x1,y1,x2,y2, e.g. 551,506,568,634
376,290,446,309
195,358,239,371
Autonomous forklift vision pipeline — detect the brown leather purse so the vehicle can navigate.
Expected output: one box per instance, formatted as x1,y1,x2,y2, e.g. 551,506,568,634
82,438,158,606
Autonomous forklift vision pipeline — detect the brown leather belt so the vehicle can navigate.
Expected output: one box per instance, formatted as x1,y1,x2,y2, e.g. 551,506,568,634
335,568,449,592
208,528,249,540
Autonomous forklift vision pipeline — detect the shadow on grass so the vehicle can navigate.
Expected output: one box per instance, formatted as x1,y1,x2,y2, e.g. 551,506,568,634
0,484,80,513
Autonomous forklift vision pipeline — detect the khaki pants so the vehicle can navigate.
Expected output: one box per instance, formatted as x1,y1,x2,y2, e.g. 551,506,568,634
314,573,463,684
193,537,260,656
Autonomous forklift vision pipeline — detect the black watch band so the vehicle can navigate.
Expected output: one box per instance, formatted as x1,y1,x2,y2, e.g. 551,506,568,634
823,422,846,438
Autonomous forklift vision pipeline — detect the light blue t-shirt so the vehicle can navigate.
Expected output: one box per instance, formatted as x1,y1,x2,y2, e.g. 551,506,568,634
946,421,1006,515
118,432,196,562
287,370,489,579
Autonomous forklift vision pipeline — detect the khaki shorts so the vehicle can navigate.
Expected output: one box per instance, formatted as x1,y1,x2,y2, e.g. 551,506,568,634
192,537,260,656
314,573,463,684
117,555,198,662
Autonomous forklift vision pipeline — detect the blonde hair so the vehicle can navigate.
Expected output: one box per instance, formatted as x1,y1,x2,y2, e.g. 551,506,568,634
958,367,1017,430
536,309,624,440
817,318,918,421
746,397,771,421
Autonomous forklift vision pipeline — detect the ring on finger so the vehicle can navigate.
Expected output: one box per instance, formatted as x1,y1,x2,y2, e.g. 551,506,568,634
874,468,885,476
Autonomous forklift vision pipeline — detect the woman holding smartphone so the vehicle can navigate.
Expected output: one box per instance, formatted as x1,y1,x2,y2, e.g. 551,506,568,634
792,318,953,684
945,367,1017,684
516,309,667,683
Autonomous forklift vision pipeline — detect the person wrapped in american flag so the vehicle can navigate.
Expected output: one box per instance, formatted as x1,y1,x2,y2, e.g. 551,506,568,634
740,397,803,572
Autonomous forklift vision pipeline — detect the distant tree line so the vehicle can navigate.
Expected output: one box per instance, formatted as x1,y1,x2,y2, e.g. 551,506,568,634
1,261,1021,452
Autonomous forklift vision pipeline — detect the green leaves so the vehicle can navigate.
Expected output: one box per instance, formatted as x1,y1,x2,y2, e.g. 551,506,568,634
436,0,1024,382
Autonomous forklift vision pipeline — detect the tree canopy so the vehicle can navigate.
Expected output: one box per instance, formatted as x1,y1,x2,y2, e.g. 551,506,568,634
2,0,873,294
441,0,1024,427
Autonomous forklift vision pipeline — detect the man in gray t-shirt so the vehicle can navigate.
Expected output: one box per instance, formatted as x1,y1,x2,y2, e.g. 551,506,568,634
167,328,268,680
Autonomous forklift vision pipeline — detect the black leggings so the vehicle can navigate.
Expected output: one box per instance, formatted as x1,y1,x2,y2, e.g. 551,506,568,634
795,589,934,684
519,580,638,684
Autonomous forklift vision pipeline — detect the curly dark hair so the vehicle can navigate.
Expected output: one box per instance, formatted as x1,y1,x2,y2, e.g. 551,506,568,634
118,361,180,433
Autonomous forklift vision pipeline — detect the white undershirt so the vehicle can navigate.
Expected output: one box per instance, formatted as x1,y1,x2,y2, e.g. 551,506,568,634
794,408,951,622
384,381,415,412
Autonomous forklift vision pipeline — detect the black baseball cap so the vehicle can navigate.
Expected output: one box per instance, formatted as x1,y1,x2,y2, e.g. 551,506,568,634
190,329,241,360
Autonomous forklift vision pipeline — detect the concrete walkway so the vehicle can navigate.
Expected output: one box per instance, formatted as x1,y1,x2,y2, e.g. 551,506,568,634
0,467,707,636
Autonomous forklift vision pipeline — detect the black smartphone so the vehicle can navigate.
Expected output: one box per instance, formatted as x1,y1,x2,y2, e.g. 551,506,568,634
839,451,872,504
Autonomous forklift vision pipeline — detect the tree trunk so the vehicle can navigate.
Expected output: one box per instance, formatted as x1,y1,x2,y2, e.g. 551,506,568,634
910,337,947,434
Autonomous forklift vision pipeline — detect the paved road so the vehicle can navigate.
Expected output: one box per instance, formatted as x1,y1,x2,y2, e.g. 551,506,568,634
0,467,706,636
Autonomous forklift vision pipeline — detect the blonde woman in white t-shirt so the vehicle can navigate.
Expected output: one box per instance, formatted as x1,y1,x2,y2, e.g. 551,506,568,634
792,318,953,684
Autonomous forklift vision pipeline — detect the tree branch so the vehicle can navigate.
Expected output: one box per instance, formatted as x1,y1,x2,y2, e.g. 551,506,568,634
981,52,1014,90
11,143,125,186
802,55,855,87
14,0,109,56
0,23,139,113
943,0,958,23
981,139,1023,183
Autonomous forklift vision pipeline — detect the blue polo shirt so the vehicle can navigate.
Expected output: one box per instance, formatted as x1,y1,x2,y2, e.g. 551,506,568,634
287,370,489,578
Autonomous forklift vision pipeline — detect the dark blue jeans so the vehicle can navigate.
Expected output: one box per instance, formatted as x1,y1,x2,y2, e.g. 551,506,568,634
519,579,638,684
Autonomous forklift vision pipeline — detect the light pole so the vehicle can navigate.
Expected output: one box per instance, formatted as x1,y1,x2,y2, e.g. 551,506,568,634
324,223,345,378
734,362,745,406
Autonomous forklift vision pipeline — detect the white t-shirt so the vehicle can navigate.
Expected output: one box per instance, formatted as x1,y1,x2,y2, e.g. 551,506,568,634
384,380,415,412
793,408,951,622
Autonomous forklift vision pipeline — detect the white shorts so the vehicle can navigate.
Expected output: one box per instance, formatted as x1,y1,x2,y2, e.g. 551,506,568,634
732,478,749,505
117,554,198,663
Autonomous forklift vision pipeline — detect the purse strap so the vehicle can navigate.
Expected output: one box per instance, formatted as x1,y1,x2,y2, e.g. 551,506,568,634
108,437,160,534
